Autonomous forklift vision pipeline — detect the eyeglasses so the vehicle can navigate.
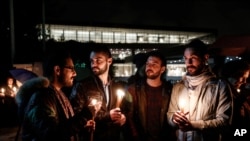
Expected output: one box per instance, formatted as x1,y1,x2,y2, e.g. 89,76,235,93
63,66,76,72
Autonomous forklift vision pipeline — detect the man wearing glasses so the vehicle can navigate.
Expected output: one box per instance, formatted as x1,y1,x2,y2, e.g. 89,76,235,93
16,49,95,141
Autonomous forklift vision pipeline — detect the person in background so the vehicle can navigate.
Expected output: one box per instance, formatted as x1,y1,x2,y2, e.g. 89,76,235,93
127,53,147,85
126,50,175,141
219,59,250,141
16,49,95,141
167,39,232,141
4,76,19,98
70,43,129,141
2,76,19,126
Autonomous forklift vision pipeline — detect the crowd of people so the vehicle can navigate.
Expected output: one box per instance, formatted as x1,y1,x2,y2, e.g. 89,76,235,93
1,39,250,141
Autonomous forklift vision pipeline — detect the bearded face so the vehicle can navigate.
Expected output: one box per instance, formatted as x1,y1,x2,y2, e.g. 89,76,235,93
184,48,208,76
90,52,112,76
145,56,165,80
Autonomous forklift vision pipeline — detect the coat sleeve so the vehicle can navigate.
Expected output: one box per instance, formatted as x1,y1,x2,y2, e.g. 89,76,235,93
167,83,180,128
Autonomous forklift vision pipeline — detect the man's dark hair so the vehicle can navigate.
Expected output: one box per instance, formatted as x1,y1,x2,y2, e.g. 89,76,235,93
220,60,250,79
89,43,112,58
184,39,208,57
43,49,72,79
146,50,166,66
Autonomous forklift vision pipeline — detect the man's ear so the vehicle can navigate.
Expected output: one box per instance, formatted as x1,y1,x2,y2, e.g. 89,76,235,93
54,66,60,75
204,54,209,61
161,66,166,73
108,58,113,65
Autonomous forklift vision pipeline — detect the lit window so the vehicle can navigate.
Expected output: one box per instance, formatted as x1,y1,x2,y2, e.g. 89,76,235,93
102,32,113,43
126,33,137,43
77,31,89,42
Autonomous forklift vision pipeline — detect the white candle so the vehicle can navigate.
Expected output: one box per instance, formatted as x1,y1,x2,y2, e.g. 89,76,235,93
1,88,5,93
0,88,5,96
116,89,125,108
179,99,186,113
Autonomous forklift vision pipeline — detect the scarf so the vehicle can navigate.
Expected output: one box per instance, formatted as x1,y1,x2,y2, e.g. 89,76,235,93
185,66,215,89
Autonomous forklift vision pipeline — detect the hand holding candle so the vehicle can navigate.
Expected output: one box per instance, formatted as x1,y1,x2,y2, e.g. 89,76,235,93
116,89,125,108
88,95,102,118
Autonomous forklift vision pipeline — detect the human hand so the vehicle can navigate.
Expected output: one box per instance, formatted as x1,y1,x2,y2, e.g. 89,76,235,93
172,111,189,126
85,119,95,131
110,108,122,121
113,113,126,126
178,120,193,132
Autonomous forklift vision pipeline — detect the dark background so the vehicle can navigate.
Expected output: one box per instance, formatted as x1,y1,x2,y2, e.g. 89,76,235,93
1,0,250,67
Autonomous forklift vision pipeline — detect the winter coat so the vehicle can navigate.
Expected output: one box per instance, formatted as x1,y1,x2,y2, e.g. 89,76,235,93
126,79,176,141
70,75,131,141
167,77,232,141
16,77,87,141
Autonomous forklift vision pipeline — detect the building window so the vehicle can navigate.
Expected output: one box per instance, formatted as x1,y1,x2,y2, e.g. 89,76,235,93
51,29,64,41
113,63,134,77
126,33,137,43
64,30,76,41
90,31,102,43
102,32,114,43
148,34,158,43
77,31,89,42
114,32,126,43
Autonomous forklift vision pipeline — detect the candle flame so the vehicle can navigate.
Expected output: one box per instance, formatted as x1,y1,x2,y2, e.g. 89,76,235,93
91,99,97,105
1,88,5,93
117,89,125,98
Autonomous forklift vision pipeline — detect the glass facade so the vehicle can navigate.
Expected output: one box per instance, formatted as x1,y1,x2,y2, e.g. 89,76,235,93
38,24,215,81
40,24,214,44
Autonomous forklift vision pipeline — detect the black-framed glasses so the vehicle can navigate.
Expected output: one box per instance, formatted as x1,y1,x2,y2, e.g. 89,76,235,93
63,66,76,72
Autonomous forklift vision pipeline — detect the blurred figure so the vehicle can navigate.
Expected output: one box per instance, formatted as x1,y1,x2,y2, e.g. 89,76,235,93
127,53,147,85
167,39,232,141
70,43,129,141
3,76,18,98
16,49,95,141
219,59,250,141
2,76,19,126
126,51,175,141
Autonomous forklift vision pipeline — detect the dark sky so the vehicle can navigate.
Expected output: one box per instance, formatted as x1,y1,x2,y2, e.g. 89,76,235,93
39,0,250,37
3,0,250,38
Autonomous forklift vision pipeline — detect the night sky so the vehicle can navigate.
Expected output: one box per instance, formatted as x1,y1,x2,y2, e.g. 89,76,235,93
1,0,250,66
41,0,250,37
2,0,250,38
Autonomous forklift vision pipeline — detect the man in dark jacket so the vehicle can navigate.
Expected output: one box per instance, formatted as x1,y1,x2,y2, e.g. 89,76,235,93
16,49,95,141
126,50,175,141
70,43,129,141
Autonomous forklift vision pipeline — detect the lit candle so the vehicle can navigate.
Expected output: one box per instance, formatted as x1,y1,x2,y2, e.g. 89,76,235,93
116,89,125,108
91,98,97,106
237,89,241,93
179,99,186,113
1,88,5,93
0,88,5,96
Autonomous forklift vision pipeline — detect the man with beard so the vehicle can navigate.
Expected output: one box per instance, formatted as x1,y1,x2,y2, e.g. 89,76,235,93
70,43,128,141
126,50,175,141
16,49,95,141
167,39,232,141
